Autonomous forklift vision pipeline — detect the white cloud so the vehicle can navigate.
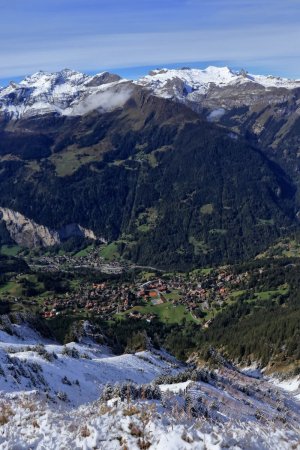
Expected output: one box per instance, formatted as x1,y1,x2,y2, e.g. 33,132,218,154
68,85,132,115
1,24,300,78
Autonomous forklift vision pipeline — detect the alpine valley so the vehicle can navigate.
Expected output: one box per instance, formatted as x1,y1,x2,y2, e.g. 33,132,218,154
1,66,300,449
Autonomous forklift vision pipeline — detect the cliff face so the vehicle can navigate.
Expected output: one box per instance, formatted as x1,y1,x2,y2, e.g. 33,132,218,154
0,207,60,247
0,207,100,248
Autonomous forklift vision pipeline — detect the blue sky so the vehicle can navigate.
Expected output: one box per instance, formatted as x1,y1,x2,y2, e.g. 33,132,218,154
0,0,300,86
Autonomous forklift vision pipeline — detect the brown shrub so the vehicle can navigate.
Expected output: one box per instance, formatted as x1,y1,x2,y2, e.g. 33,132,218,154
80,425,91,437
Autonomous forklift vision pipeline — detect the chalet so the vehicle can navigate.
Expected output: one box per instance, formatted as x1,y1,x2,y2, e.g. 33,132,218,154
219,287,227,295
92,283,106,290
149,290,158,298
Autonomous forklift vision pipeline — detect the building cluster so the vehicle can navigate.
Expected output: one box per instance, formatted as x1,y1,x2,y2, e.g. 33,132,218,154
3,264,248,325
166,270,248,314
137,279,169,304
40,281,140,319
30,251,127,274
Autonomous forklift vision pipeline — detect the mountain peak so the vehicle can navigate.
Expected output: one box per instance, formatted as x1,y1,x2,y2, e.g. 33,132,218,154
20,68,88,87
204,65,235,73
0,68,127,118
1,65,300,120
136,65,300,99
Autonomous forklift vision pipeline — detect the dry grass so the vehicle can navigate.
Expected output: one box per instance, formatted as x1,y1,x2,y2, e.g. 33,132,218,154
123,405,140,416
0,403,14,426
32,419,40,428
20,399,37,412
129,422,142,437
80,425,91,437
181,430,194,443
129,406,155,450
137,438,151,449
99,404,114,415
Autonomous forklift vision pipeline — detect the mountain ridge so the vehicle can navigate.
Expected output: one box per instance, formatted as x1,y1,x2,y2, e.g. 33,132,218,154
0,69,127,118
0,66,299,268
1,65,300,120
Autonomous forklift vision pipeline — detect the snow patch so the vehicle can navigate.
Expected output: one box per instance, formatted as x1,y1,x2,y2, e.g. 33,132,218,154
0,324,182,407
272,376,300,400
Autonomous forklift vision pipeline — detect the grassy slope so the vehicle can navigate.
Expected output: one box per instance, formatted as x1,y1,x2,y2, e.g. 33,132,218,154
0,245,22,256
120,302,200,324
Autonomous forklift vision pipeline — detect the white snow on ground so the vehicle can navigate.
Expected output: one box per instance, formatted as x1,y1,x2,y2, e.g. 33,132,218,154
0,318,56,346
160,380,191,393
240,363,263,379
272,376,300,400
0,384,300,449
1,321,300,448
0,324,181,407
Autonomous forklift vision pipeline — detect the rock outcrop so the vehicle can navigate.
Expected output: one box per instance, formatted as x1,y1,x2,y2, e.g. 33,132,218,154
0,207,101,248
0,207,60,247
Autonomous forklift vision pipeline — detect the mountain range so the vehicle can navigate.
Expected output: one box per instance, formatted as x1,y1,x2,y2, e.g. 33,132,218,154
1,66,300,269
1,66,300,448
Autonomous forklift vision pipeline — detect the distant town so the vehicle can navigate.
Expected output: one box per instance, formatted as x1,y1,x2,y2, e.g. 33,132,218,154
7,248,250,327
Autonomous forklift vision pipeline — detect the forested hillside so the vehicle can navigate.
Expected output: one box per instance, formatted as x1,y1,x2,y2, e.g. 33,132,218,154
0,88,297,269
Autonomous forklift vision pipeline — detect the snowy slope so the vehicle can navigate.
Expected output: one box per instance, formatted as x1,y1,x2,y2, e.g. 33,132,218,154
135,66,300,99
0,320,182,407
0,319,300,448
0,364,300,449
0,69,129,118
272,376,300,401
1,392,299,450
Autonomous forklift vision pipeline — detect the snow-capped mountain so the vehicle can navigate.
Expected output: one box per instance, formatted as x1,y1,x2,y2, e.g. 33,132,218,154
135,66,300,99
0,69,129,118
1,66,300,119
134,66,300,171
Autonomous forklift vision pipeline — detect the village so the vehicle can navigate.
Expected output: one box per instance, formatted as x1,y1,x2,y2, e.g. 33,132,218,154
28,249,128,274
1,244,251,325
39,266,249,326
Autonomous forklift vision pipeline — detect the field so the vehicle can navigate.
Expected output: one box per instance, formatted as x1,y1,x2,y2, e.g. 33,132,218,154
121,302,200,324
0,280,23,297
251,286,289,302
0,245,22,256
99,242,120,260
257,237,300,259
49,143,108,176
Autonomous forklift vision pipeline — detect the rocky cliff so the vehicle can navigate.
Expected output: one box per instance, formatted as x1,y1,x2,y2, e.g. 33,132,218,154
0,207,101,248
